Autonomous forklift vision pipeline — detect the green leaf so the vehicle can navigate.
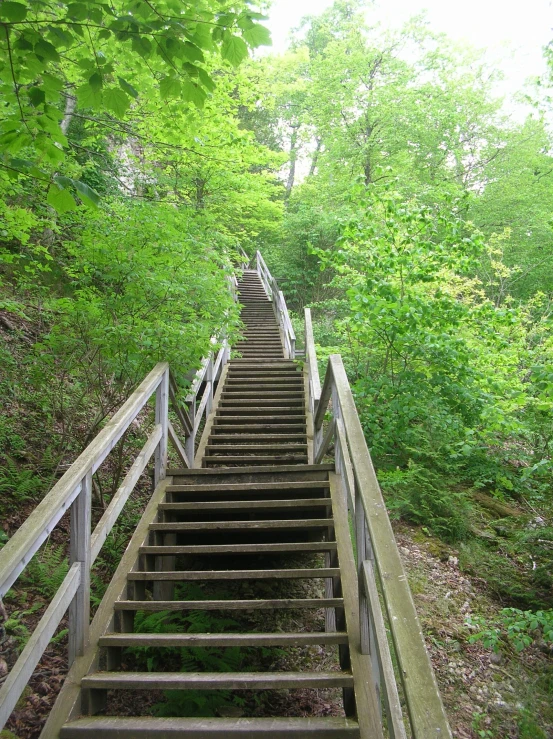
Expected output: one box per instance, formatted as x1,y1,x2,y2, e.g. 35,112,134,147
118,76,139,99
242,24,271,48
0,131,33,155
89,72,103,92
182,42,205,63
41,73,64,92
197,68,215,92
35,39,60,63
66,3,88,21
221,34,248,67
159,76,181,99
104,87,130,116
0,2,27,22
182,79,206,108
76,83,102,109
28,87,46,107
131,36,152,59
73,179,100,208
47,184,76,214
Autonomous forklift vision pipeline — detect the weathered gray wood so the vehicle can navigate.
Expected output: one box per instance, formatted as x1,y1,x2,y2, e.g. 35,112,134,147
41,478,171,738
329,473,384,739
194,363,229,467
148,518,333,531
127,568,340,581
159,498,331,511
60,716,361,737
166,481,330,493
91,425,162,564
0,562,80,729
68,470,92,665
115,598,344,611
335,418,356,513
315,417,336,464
81,670,354,690
304,308,321,403
193,380,213,436
139,542,337,555
169,371,193,435
154,367,169,486
329,356,452,739
167,419,190,469
99,632,349,647
0,362,168,598
362,560,408,739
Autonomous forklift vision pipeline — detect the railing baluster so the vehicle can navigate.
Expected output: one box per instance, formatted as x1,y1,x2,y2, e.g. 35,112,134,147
154,367,169,485
68,469,92,665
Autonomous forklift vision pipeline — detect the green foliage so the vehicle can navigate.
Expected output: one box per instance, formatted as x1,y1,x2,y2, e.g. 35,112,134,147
0,457,43,509
0,0,271,207
21,543,68,599
379,463,471,542
466,608,553,654
129,584,250,717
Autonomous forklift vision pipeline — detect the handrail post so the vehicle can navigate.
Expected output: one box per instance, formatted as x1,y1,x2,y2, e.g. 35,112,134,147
68,469,92,665
206,357,214,417
154,367,169,486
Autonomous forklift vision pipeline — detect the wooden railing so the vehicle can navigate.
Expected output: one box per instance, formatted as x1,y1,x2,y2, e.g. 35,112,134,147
256,250,296,359
305,308,452,739
0,337,231,729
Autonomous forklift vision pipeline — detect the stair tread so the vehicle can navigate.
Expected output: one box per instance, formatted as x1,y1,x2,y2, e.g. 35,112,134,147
206,443,308,450
166,481,330,492
139,542,338,554
159,498,330,510
81,670,353,689
61,716,360,738
149,518,332,530
99,631,349,646
128,568,340,580
168,464,333,475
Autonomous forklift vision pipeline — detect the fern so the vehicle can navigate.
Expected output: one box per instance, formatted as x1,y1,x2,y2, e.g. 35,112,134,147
22,542,68,598
0,457,43,507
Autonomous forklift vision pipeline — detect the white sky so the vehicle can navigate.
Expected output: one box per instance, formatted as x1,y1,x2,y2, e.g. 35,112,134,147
264,0,553,95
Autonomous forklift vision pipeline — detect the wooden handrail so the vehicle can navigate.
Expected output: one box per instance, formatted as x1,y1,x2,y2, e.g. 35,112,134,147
255,251,296,359
0,335,233,730
0,362,169,599
305,309,452,739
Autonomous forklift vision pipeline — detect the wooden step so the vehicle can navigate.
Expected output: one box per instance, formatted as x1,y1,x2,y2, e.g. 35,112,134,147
218,399,304,407
81,671,354,691
128,568,340,581
149,518,331,532
216,408,305,416
99,631,348,647
62,717,360,738
166,481,330,493
211,423,306,432
205,443,307,451
115,598,344,612
205,446,307,456
203,455,308,465
159,498,328,511
221,392,304,399
208,434,307,442
139,541,337,555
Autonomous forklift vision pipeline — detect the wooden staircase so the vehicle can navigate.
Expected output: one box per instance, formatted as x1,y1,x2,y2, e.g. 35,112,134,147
1,252,452,739
52,272,373,737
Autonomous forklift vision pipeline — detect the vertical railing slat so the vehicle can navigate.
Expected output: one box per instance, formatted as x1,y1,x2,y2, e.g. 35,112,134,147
68,469,92,665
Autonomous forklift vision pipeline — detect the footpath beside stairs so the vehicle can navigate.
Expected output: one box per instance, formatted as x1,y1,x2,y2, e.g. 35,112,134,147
54,271,375,737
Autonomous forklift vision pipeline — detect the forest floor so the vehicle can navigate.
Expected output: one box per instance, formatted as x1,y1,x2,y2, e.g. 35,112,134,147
394,522,553,739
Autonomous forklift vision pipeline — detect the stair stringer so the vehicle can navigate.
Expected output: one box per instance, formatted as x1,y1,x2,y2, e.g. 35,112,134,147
41,478,172,739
